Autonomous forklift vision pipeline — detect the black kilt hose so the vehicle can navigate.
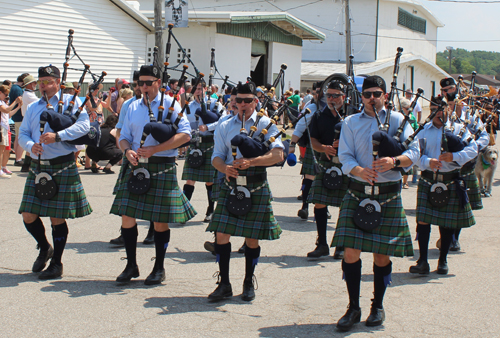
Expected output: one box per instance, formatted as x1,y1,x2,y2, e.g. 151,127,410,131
416,173,475,229
111,161,197,223
181,140,216,182
206,167,281,240
331,179,413,257
461,164,483,210
307,160,348,207
19,159,92,219
300,146,319,176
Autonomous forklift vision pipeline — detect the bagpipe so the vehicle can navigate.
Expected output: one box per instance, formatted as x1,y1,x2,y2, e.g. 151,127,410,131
39,29,106,147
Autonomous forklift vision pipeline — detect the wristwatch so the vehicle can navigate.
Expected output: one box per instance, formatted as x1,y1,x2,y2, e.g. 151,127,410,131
55,133,61,142
394,157,401,168
290,142,297,147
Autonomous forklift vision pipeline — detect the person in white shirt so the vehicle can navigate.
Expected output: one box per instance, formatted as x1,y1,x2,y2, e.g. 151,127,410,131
20,75,39,172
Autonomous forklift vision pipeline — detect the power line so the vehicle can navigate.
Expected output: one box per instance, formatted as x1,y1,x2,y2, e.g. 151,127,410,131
427,0,500,3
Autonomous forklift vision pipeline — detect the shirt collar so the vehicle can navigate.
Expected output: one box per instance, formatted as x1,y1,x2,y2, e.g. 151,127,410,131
234,110,257,124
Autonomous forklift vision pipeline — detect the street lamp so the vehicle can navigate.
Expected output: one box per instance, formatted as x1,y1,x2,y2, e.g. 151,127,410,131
446,46,454,74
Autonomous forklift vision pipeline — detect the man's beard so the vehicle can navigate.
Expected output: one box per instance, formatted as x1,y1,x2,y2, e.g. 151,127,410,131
446,90,457,101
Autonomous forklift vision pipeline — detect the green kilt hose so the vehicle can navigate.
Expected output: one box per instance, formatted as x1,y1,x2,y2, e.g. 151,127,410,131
307,161,348,207
206,167,281,240
461,164,483,210
300,146,318,176
416,175,475,229
331,179,413,257
181,141,216,182
19,159,92,219
111,162,197,223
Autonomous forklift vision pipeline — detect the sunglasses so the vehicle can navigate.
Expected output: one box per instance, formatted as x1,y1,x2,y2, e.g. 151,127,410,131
37,79,55,85
138,80,156,87
235,97,255,104
326,93,343,99
362,91,384,99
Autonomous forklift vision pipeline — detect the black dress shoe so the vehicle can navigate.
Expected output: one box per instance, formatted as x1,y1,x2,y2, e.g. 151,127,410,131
327,210,332,219
38,262,63,280
337,305,361,332
144,268,166,285
110,235,124,247
20,165,30,173
208,283,233,302
332,247,344,260
14,160,24,167
142,233,154,245
409,260,430,275
32,245,54,273
203,213,213,223
297,194,303,201
204,241,215,255
297,208,308,220
238,243,246,254
437,259,449,275
307,244,329,259
116,265,140,283
366,306,385,327
241,276,257,301
449,240,461,252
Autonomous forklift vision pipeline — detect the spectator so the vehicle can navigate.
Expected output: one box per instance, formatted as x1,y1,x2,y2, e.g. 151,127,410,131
86,115,122,174
0,84,22,178
84,80,105,170
289,89,301,118
116,88,133,115
302,88,313,109
19,75,38,172
2,80,12,88
169,79,179,93
398,98,419,188
63,82,76,95
10,73,29,166
180,81,192,108
211,84,219,99
405,89,422,123
223,86,232,104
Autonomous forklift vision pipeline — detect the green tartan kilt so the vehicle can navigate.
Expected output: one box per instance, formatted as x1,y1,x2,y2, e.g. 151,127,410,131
307,161,348,207
461,167,483,210
331,179,413,257
111,162,197,223
19,159,92,219
300,147,318,176
211,171,224,202
206,167,281,240
181,141,216,182
416,177,475,229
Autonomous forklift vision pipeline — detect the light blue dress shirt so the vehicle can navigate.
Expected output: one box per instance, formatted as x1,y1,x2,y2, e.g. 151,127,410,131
19,93,89,160
212,110,284,165
416,121,477,172
119,92,190,157
116,96,140,130
186,97,222,135
339,109,419,183
292,101,318,139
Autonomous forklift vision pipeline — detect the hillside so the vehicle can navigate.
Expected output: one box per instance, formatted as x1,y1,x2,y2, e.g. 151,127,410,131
436,49,500,77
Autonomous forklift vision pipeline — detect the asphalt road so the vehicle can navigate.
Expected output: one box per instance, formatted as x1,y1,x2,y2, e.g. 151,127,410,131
1,155,499,337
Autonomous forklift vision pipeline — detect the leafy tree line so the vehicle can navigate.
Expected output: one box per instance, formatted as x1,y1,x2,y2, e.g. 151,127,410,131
436,48,500,77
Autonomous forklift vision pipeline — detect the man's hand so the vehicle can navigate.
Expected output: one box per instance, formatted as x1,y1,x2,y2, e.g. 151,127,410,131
356,167,378,185
233,158,251,170
225,164,239,180
322,144,337,159
438,152,453,163
15,96,23,105
136,146,156,159
429,158,442,172
199,125,208,132
31,143,44,156
39,132,57,145
373,157,394,173
126,149,139,166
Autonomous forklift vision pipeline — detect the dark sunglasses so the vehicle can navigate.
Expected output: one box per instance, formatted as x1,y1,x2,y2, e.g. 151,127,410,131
325,93,343,99
137,80,155,87
235,97,255,104
362,91,384,99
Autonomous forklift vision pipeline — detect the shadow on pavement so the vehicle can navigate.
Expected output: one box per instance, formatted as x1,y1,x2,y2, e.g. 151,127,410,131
258,322,384,337
0,272,36,288
263,254,342,269
272,196,303,204
40,279,154,297
65,241,121,254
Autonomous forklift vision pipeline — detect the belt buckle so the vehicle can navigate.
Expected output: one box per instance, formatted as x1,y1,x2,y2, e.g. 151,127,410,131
40,160,50,166
236,176,247,186
139,157,149,164
365,185,379,195
437,174,443,182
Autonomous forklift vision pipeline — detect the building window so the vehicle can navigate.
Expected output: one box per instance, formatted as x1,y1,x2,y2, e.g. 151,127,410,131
398,8,426,34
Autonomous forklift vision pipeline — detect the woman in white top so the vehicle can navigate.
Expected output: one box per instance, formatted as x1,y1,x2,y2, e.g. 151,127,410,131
0,84,22,177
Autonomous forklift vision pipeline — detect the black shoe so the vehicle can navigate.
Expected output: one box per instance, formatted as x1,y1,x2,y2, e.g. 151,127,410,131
143,233,154,245
38,261,63,280
327,210,332,219
204,241,215,255
437,259,449,275
116,265,140,283
449,240,460,252
409,260,430,275
14,160,24,167
297,194,303,201
366,306,385,327
110,235,124,247
203,213,213,223
242,276,257,302
238,243,246,254
32,245,54,273
20,165,30,173
144,268,166,285
307,244,329,259
333,247,344,260
337,305,361,332
103,167,115,174
297,208,308,220
208,283,233,302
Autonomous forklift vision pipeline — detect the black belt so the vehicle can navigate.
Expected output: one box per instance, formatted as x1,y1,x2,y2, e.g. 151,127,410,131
320,153,340,163
421,170,459,182
201,135,214,143
461,158,477,172
147,156,176,164
349,180,401,195
229,172,267,185
32,153,74,166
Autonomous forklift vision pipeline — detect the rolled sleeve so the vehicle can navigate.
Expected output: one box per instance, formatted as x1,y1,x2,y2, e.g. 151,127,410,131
212,122,228,163
338,119,358,175
18,113,35,153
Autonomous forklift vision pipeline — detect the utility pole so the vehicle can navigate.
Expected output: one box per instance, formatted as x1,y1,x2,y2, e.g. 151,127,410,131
345,0,352,74
446,46,454,74
154,0,164,66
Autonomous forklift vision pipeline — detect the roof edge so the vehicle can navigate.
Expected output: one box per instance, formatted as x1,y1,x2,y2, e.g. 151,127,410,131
109,0,155,32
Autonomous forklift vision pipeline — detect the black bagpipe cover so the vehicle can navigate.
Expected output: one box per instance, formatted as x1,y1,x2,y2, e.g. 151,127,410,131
143,122,177,144
40,109,74,132
66,121,101,147
230,134,269,159
195,106,220,125
445,131,467,152
372,130,406,158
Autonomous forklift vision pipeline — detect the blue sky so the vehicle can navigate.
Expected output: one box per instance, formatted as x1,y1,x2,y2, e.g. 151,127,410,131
422,0,500,53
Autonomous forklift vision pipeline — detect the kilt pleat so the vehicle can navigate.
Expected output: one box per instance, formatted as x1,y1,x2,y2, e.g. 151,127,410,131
181,141,216,182
307,161,348,207
19,160,92,219
206,167,281,240
461,167,483,210
211,171,224,202
111,162,197,223
300,146,319,176
112,155,127,195
331,180,413,257
416,178,475,229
